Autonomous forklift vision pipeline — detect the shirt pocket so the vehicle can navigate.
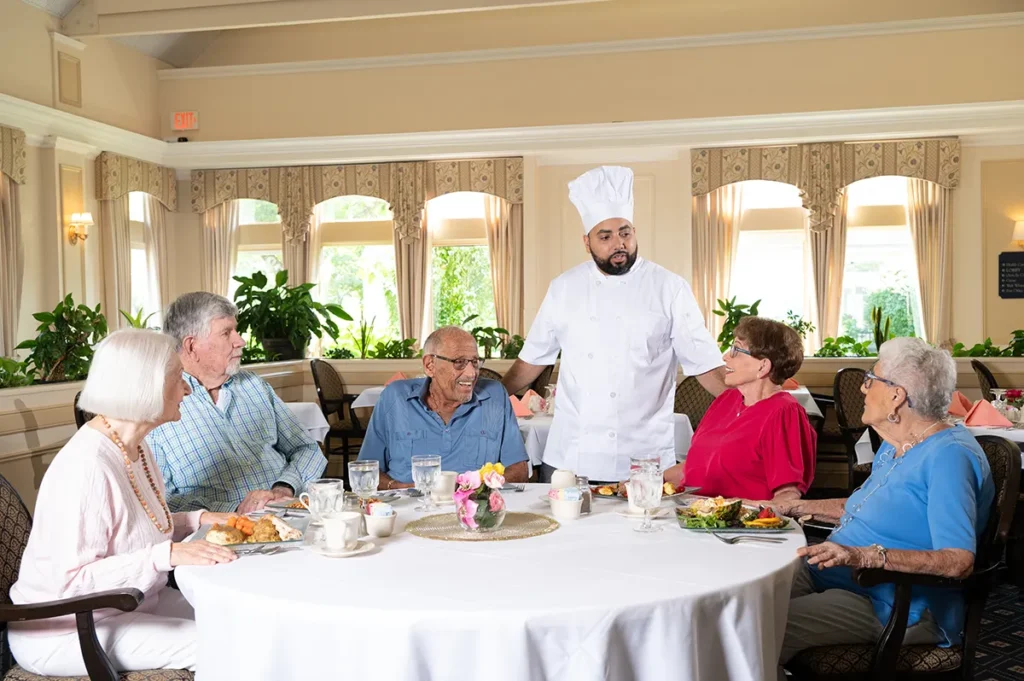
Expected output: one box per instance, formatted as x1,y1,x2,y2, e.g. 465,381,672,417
629,311,672,363
477,429,501,466
389,429,423,476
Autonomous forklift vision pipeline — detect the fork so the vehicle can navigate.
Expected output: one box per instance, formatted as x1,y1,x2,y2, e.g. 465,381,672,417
502,484,526,492
710,532,785,545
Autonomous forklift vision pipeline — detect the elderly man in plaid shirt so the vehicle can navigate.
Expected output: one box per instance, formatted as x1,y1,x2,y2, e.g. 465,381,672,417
148,292,326,514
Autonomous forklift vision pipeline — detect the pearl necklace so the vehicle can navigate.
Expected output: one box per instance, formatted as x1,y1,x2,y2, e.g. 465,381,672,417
100,416,173,535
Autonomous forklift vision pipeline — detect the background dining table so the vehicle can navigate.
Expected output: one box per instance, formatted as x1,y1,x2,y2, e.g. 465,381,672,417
283,402,330,443
175,484,804,681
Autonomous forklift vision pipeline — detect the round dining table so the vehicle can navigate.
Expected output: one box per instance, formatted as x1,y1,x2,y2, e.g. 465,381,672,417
176,484,804,681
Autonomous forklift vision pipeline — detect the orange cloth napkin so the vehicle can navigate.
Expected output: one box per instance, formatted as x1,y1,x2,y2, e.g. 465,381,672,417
782,378,799,391
522,389,542,405
963,399,1014,427
385,372,408,386
510,395,532,418
947,391,973,418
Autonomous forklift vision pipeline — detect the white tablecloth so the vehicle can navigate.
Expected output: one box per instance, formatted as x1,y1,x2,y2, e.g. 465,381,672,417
352,385,385,409
177,484,803,681
855,426,1024,465
787,386,823,420
284,402,330,443
518,414,694,467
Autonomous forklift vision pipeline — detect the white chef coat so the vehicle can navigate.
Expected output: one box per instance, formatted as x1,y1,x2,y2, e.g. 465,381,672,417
519,256,723,481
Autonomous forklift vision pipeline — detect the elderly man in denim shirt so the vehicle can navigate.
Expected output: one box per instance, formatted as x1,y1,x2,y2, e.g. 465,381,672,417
358,326,529,490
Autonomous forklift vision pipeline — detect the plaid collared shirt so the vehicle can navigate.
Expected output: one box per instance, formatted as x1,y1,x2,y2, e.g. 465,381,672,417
148,371,326,513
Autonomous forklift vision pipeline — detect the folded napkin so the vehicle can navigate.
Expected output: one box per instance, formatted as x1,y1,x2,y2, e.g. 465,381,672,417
510,395,533,418
782,378,799,391
947,391,973,418
964,399,1014,428
522,389,542,403
385,372,408,386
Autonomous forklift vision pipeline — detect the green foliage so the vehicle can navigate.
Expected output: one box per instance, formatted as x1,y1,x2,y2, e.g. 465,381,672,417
950,338,1006,358
783,311,815,340
320,245,400,341
16,294,108,383
0,357,31,388
713,297,760,352
842,281,917,342
814,336,874,358
240,341,279,365
369,338,417,359
348,318,378,360
323,345,355,359
501,334,526,359
233,270,352,356
1004,330,1024,357
326,196,390,221
119,308,157,329
432,246,496,329
462,314,509,359
252,201,279,223
870,305,893,352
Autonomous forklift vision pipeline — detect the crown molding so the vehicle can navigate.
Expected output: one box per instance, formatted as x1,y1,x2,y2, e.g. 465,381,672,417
961,131,1024,148
50,32,87,53
0,94,165,164
39,135,102,158
158,11,1024,80
163,100,1024,170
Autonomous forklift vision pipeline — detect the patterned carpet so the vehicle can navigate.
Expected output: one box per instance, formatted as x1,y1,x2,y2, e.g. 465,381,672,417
976,580,1024,680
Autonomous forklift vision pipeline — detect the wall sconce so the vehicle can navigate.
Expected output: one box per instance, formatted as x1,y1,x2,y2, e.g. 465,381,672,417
67,212,93,245
1012,221,1024,250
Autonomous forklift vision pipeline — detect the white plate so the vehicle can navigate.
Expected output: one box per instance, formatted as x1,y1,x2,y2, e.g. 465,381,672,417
310,539,375,558
616,508,669,519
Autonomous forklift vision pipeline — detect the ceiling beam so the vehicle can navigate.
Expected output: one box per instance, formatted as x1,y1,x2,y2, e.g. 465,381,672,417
63,0,609,37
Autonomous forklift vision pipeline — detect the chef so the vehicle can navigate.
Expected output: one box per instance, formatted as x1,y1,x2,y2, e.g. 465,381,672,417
503,166,727,482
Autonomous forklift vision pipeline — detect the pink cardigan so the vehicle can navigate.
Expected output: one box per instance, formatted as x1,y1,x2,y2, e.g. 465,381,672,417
9,426,204,636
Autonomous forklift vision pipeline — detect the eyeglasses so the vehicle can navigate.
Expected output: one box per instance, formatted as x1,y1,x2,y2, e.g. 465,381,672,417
729,344,754,358
431,354,484,372
863,370,913,408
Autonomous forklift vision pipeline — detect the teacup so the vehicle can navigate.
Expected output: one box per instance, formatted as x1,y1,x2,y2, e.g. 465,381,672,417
321,511,362,551
549,497,583,521
432,471,458,502
364,513,397,538
550,469,576,490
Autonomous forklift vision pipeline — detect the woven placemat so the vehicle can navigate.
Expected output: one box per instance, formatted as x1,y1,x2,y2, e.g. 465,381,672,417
406,512,559,542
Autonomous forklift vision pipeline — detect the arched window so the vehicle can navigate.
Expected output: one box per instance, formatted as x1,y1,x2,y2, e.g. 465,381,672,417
233,199,283,298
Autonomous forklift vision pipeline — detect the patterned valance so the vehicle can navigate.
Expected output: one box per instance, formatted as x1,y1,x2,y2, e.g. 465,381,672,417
190,157,524,244
0,125,27,185
691,139,961,230
95,151,177,211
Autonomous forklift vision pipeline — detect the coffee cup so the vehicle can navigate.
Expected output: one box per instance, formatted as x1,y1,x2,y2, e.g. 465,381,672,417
321,511,362,551
364,513,397,538
432,471,458,502
299,478,344,524
550,469,576,490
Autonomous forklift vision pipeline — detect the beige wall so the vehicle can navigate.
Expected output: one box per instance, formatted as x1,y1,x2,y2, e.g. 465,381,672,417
981,158,1024,343
0,1,166,138
162,26,1024,140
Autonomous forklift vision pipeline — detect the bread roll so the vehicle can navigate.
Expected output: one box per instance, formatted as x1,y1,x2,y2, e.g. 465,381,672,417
206,525,245,546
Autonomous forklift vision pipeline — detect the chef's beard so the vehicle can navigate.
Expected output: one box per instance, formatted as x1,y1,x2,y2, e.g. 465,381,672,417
592,247,638,276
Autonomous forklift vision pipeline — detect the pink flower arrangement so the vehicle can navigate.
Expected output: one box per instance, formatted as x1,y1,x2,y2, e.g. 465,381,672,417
454,463,507,532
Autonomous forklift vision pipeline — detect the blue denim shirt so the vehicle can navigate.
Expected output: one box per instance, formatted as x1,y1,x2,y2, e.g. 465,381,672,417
357,378,528,482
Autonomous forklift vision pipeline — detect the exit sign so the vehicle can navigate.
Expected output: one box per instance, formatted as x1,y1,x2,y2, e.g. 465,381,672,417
171,111,199,131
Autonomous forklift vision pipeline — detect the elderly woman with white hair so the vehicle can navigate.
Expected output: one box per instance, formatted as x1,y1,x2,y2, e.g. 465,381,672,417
7,329,236,677
774,337,995,667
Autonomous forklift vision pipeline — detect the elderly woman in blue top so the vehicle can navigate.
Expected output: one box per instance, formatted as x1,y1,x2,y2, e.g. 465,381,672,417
148,292,326,514
358,326,529,490
774,337,995,665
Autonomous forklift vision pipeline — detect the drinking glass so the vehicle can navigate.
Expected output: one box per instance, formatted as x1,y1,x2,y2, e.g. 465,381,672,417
629,456,663,533
411,455,442,512
348,460,380,499
299,478,343,525
991,389,1008,415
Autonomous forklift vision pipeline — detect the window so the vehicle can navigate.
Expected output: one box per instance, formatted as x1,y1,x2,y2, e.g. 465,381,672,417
233,250,284,291
321,195,391,221
238,199,280,224
427,192,496,331
127,191,159,318
129,192,146,222
129,246,154,316
318,245,400,341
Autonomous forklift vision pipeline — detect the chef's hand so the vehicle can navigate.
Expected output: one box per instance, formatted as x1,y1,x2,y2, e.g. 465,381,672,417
662,463,684,486
236,490,276,514
170,540,237,567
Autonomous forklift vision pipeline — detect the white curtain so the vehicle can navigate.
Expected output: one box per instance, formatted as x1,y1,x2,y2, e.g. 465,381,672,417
809,188,848,341
394,207,432,343
99,194,132,329
483,196,523,336
691,184,744,337
200,201,241,297
142,194,171,324
906,178,952,344
282,202,325,287
0,175,23,356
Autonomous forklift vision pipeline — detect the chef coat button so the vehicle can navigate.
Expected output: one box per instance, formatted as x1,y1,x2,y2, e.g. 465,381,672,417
588,353,594,359
610,392,617,398
608,431,616,439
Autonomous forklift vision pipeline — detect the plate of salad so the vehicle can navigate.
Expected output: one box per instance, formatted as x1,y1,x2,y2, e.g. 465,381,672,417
675,497,796,533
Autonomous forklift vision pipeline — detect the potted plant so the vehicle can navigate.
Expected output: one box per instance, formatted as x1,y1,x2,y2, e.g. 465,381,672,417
713,297,760,352
16,294,108,383
501,334,525,359
463,314,509,360
0,357,30,388
233,270,351,361
369,338,417,359
119,308,158,329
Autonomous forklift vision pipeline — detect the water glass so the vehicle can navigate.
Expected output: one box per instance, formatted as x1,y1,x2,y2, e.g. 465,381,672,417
629,456,663,533
349,460,380,499
411,455,442,512
299,478,344,525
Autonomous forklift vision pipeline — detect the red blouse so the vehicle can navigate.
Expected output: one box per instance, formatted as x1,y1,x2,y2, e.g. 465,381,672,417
682,389,816,501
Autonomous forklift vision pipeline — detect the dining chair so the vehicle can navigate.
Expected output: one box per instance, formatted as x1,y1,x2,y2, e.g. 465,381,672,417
478,368,503,382
673,376,716,431
310,360,365,482
786,435,1021,681
72,391,94,430
970,360,999,403
832,368,880,494
515,365,554,399
0,473,194,681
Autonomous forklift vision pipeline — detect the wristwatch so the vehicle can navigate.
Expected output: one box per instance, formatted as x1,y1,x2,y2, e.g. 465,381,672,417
870,543,888,568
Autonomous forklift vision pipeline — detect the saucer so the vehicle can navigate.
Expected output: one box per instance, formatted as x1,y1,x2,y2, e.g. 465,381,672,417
310,539,374,558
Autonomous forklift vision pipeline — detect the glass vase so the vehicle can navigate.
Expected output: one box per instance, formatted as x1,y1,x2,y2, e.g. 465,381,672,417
456,490,506,533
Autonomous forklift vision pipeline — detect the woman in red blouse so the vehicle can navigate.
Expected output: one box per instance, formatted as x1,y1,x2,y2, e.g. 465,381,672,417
664,316,816,503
